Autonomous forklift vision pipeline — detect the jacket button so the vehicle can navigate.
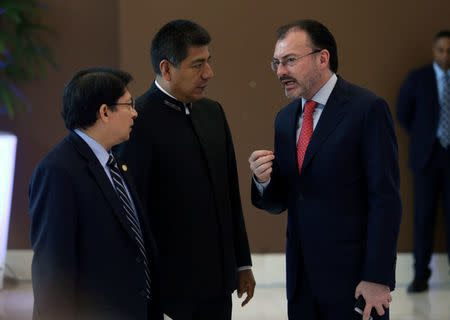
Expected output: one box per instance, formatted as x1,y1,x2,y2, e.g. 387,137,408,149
299,193,304,201
136,256,143,263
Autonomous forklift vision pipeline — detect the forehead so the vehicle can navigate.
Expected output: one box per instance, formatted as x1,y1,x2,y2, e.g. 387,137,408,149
434,37,450,49
117,89,131,101
274,30,312,58
182,45,210,63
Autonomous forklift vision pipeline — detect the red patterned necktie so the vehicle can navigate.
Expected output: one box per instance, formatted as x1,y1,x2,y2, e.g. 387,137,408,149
297,100,318,173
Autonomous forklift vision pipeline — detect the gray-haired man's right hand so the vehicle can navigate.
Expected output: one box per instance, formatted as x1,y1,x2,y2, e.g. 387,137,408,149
249,150,275,183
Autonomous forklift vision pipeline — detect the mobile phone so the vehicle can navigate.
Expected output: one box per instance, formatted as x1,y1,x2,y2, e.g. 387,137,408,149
354,295,374,320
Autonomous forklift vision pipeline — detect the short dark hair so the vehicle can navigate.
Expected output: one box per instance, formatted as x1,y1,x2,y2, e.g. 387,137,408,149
276,19,338,73
62,67,133,130
150,19,211,75
434,30,450,43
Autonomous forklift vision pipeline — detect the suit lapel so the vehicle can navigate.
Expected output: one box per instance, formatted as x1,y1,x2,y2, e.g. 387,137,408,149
67,132,137,241
301,78,349,172
427,66,440,127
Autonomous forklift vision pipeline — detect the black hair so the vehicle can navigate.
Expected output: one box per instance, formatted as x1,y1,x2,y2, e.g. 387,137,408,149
276,19,338,73
434,30,450,44
61,67,133,130
150,19,211,75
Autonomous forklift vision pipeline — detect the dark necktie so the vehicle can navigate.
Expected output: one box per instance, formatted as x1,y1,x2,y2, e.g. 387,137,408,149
439,73,450,148
107,154,151,299
297,100,318,173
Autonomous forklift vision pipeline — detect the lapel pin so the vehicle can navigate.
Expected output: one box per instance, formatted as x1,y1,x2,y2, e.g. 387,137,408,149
122,164,128,172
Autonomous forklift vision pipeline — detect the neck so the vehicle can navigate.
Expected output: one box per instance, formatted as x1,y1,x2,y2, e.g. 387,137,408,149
156,76,187,103
78,127,112,152
305,69,333,100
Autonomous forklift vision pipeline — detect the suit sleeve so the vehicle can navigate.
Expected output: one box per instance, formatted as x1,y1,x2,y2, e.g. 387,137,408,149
220,105,252,268
361,98,402,290
29,164,78,319
251,112,288,214
396,72,416,132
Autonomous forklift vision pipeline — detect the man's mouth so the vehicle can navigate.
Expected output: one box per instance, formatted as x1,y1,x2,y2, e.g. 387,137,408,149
280,78,297,89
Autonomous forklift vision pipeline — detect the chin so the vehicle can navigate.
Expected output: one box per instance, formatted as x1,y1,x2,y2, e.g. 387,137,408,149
285,89,299,99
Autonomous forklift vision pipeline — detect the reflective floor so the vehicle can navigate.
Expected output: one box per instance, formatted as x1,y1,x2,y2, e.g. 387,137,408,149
1,253,449,319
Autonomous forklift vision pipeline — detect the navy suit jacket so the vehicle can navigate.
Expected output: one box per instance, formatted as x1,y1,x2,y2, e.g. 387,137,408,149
252,77,402,302
29,131,162,319
397,64,440,170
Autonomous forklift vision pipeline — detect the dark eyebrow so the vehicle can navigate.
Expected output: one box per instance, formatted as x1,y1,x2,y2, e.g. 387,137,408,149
190,56,212,65
273,53,295,60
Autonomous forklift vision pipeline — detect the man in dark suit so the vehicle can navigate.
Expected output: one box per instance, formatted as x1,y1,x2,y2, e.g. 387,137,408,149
117,20,255,320
29,67,162,319
249,20,402,320
397,30,450,293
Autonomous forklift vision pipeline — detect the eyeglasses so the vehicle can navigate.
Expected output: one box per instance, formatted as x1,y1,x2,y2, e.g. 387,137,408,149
109,98,135,110
270,49,322,71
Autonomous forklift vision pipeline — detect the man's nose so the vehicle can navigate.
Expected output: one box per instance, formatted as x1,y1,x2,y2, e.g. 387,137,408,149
202,63,214,79
276,63,288,78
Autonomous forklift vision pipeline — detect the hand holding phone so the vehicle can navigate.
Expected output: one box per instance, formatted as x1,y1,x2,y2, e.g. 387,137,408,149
354,295,376,320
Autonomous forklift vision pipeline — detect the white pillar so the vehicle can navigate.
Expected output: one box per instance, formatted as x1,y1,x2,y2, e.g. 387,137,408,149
0,132,17,289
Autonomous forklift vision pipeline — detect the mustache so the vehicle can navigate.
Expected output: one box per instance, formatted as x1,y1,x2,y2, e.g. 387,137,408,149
279,76,297,83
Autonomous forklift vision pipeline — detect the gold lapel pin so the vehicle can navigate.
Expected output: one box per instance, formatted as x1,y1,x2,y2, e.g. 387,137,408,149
122,164,128,172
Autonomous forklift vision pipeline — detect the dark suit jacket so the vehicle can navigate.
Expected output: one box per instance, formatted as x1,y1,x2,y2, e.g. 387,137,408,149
252,77,402,303
29,131,162,319
397,64,440,170
116,83,252,313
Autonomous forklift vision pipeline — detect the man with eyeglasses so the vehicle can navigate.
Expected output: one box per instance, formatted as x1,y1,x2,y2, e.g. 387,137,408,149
249,20,401,320
29,67,162,319
117,20,254,320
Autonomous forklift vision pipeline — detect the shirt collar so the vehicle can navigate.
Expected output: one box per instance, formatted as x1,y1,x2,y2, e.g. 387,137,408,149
302,73,338,109
154,79,192,113
433,62,450,79
74,129,111,167
155,79,178,101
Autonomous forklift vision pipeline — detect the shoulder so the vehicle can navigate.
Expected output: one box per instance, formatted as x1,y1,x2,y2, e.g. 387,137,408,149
339,78,386,105
193,97,224,116
276,99,300,120
404,64,434,82
135,88,161,116
34,137,83,178
195,97,222,109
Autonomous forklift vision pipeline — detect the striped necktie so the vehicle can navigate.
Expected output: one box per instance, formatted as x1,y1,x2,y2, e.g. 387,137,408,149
107,154,151,299
439,73,450,148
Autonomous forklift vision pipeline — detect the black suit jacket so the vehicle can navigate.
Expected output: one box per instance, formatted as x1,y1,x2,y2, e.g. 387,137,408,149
252,77,402,303
397,64,441,170
29,131,162,319
117,83,252,312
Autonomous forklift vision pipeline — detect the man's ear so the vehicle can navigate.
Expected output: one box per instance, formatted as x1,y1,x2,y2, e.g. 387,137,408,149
160,59,172,81
318,49,330,70
98,104,109,122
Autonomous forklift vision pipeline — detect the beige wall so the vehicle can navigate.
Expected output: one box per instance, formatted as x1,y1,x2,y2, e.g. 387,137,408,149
3,0,449,252
0,0,119,248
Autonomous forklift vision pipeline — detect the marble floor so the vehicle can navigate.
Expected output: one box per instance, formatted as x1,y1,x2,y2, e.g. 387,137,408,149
1,253,449,319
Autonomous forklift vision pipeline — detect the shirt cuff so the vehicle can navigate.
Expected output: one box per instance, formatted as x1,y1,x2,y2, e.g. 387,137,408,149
253,175,270,194
237,266,252,271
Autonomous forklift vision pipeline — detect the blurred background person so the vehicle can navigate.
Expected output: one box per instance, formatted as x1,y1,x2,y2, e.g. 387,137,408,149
397,30,450,293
